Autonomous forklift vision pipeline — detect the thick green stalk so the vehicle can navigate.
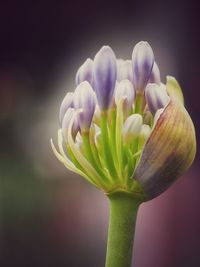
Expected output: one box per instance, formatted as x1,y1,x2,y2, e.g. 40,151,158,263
105,191,141,267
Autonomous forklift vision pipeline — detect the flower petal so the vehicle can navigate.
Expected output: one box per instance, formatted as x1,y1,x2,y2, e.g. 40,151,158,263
134,100,196,199
59,92,74,125
51,133,94,185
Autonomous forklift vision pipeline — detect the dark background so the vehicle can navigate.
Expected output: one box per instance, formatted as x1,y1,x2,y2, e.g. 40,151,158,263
0,0,199,266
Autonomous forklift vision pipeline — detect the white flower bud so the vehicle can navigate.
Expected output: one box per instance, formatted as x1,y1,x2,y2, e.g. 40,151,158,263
59,92,74,125
139,124,151,146
75,58,93,86
117,60,133,83
115,79,135,114
62,108,79,142
123,114,143,144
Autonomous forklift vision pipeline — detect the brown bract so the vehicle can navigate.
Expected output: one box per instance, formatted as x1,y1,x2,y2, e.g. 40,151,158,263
134,100,196,199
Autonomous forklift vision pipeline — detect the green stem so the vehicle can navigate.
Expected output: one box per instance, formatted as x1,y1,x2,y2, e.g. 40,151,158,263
105,191,141,267
100,112,117,178
135,93,145,115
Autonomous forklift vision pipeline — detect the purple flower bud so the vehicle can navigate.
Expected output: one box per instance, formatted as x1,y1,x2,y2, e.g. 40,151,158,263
145,83,170,114
115,79,135,114
123,114,143,144
132,41,154,91
117,60,133,83
75,58,93,86
93,46,117,110
59,92,74,125
62,108,79,142
73,81,96,132
148,62,161,84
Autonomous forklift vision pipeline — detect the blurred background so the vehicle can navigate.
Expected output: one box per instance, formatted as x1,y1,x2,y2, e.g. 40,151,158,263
0,0,199,266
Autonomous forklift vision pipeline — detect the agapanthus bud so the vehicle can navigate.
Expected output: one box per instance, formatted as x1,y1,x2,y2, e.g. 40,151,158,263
75,58,93,86
123,114,143,144
52,42,196,203
62,108,79,142
93,46,117,110
148,62,161,84
132,41,154,91
145,83,170,114
59,92,74,124
115,80,135,114
117,60,133,83
139,124,151,147
73,81,96,132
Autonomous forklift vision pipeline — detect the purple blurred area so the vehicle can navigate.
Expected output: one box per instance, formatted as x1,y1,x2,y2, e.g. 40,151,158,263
0,0,199,266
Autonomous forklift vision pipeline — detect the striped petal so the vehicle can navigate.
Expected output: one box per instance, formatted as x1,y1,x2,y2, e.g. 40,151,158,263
134,100,196,199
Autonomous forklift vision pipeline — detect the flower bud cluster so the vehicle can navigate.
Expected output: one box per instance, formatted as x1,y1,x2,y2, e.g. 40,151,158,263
51,41,196,200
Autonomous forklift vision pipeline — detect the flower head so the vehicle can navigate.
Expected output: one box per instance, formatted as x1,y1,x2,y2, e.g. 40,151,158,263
51,42,196,201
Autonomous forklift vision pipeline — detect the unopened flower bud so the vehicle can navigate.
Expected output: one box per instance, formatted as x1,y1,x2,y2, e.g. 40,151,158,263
62,108,79,142
52,42,196,203
115,80,135,114
74,81,96,132
75,58,93,86
59,92,74,124
93,46,117,110
117,60,133,83
123,114,143,144
145,83,170,114
132,41,154,91
139,124,151,147
148,62,161,84
93,104,101,125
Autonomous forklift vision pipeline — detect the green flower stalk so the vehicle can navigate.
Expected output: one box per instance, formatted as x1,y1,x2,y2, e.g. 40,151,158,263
51,41,196,267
